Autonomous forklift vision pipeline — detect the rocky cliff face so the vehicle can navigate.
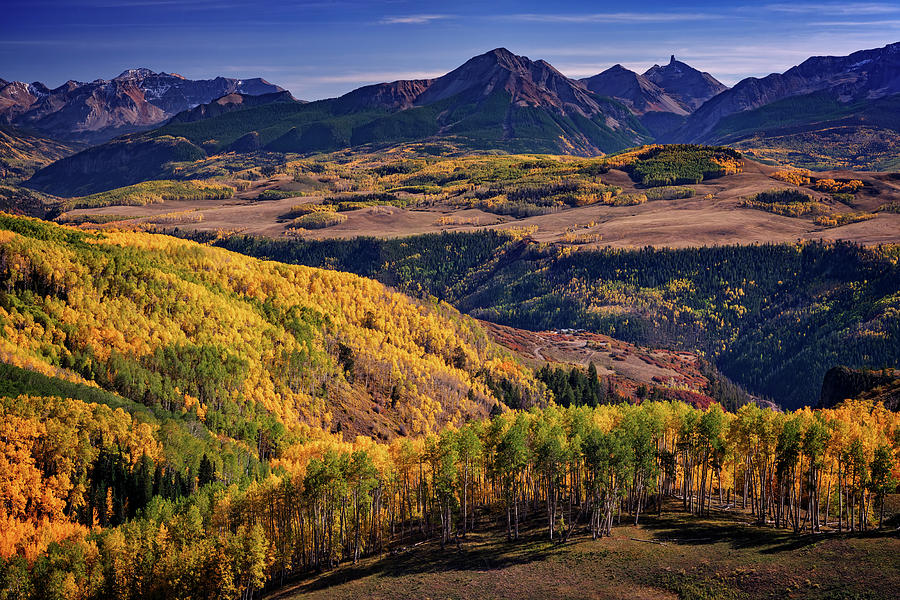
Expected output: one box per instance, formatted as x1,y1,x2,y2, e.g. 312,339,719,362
0,69,284,143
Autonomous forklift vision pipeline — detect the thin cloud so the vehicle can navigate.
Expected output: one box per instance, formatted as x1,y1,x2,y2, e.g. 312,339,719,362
380,14,451,25
763,3,900,14
506,12,721,24
310,71,442,84
809,19,900,26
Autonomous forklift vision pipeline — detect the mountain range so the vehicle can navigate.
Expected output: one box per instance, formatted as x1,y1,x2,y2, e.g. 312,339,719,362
13,41,900,195
0,69,284,143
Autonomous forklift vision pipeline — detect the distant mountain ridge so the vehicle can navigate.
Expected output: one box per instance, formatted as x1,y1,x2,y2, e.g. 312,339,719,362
580,64,689,116
675,41,900,143
167,90,300,125
29,48,652,195
23,42,900,196
0,69,285,143
579,56,728,137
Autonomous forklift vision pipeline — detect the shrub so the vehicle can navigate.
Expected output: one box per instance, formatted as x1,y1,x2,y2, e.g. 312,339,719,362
644,186,695,201
282,203,335,218
257,189,300,201
748,189,814,204
812,178,864,194
605,193,647,206
740,189,830,217
291,211,347,229
771,169,813,186
813,212,876,228
146,210,204,225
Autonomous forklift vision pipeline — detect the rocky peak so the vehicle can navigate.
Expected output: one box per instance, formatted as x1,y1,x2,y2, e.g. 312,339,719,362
413,47,600,115
114,68,159,81
580,64,688,116
643,57,728,111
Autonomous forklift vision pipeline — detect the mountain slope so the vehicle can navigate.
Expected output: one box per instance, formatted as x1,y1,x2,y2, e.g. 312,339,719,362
344,48,649,155
28,49,650,195
580,63,693,137
166,90,299,125
580,64,688,116
0,214,542,443
0,69,284,143
213,232,900,409
0,125,79,180
677,42,900,144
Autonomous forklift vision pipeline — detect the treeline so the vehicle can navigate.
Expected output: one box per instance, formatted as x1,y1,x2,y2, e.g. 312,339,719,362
208,231,900,409
537,361,753,412
2,398,897,599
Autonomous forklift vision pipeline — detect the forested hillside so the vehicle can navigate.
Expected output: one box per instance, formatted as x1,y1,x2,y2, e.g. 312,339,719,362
212,232,900,408
0,214,543,445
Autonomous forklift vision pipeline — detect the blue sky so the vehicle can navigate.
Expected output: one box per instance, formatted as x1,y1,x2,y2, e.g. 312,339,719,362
2,1,899,100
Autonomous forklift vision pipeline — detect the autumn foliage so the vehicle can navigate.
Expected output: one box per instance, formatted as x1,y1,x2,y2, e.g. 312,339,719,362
0,214,897,600
1,393,897,599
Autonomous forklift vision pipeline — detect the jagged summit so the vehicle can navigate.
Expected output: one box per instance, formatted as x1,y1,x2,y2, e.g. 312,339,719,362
643,57,728,111
114,67,158,80
413,47,607,116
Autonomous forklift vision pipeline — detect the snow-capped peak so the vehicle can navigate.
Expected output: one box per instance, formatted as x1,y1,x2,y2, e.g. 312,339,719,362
114,68,159,81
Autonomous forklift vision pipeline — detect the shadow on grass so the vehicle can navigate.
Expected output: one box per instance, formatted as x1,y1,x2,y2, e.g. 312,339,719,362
638,510,898,555
284,524,576,595
268,506,899,597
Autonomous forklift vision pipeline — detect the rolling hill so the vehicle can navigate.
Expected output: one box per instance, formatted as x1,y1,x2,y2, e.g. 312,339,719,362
0,213,543,444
